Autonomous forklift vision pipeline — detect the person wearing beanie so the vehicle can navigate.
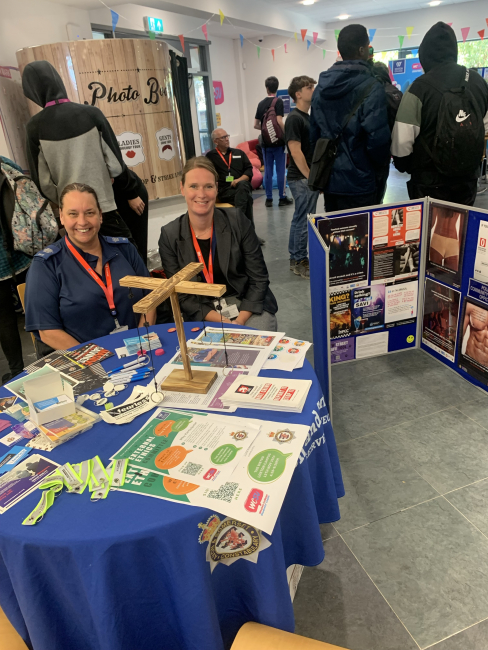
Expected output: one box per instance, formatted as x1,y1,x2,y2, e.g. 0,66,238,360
392,22,488,205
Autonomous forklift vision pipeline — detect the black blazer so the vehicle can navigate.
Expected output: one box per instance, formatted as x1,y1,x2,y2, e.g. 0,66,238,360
158,207,278,321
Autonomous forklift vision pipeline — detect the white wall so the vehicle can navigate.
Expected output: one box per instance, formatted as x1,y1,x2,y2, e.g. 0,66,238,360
325,0,488,69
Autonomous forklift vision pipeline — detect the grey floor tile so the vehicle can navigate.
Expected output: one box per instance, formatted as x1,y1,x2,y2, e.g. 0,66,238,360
428,618,488,649
399,363,482,409
320,522,338,541
445,479,488,536
379,408,488,493
457,395,488,431
294,536,418,650
335,435,438,533
343,498,488,649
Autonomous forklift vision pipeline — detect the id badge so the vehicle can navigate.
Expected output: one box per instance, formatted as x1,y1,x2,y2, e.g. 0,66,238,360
226,175,234,182
110,317,129,335
214,298,239,320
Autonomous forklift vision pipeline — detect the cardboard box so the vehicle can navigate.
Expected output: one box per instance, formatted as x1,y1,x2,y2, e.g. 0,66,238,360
23,370,76,426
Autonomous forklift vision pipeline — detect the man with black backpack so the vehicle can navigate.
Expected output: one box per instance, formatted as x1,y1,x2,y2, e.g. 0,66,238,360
392,22,488,206
309,24,391,212
254,76,293,207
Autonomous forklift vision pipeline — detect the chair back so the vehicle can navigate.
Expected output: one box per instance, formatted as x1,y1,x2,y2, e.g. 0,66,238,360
16,283,39,355
231,622,351,650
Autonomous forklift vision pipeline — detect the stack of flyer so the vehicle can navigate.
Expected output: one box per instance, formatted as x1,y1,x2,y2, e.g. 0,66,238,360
219,376,312,413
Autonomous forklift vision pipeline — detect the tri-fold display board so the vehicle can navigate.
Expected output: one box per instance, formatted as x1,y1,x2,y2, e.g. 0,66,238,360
308,198,488,413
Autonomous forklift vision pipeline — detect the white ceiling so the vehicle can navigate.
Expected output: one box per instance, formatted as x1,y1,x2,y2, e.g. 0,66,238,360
257,0,477,22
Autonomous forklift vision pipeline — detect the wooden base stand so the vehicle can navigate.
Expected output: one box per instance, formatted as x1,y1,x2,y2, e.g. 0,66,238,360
160,369,218,394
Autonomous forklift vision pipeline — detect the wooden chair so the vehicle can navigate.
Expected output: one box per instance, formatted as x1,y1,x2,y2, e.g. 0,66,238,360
16,283,40,358
215,202,234,208
231,622,350,650
0,607,28,650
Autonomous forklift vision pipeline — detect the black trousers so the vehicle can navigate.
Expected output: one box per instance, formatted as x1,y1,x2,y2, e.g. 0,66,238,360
0,269,27,377
115,177,149,265
218,181,254,224
407,178,478,207
324,191,377,213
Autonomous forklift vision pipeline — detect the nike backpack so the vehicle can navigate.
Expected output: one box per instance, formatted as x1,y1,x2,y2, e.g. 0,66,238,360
261,97,285,147
423,67,485,176
0,160,58,256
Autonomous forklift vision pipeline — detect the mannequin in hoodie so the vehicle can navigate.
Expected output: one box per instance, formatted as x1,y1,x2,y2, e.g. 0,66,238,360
392,22,488,206
22,61,146,254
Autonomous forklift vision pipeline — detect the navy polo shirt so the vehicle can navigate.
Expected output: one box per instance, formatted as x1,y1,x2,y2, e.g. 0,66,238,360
25,236,150,344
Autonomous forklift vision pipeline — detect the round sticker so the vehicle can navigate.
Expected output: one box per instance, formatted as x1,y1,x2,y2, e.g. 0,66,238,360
407,335,415,343
294,341,305,346
279,338,290,344
191,327,201,332
168,327,176,333
288,348,300,354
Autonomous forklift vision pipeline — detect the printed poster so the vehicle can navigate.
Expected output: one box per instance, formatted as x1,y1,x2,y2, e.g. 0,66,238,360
169,345,268,374
372,204,421,283
458,297,488,384
422,278,460,363
318,213,369,290
351,285,385,333
385,281,418,325
474,220,488,284
330,338,355,363
330,290,352,340
426,202,468,288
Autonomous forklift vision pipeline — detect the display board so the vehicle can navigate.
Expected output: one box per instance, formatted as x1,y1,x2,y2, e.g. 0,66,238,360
420,199,488,393
389,57,423,93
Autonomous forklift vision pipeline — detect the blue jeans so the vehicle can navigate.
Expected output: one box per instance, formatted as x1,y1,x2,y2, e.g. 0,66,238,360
288,178,319,261
263,146,286,199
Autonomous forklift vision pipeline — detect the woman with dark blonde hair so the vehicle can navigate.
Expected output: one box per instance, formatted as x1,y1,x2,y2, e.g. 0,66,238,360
159,157,278,329
25,183,155,350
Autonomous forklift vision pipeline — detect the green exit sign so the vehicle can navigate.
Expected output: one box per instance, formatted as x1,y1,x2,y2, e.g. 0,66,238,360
144,16,163,33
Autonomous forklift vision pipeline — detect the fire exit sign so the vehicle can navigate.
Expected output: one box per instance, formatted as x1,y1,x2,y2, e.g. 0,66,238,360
144,16,164,33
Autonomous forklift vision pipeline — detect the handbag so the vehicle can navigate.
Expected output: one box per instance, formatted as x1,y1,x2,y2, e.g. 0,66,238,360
308,80,376,192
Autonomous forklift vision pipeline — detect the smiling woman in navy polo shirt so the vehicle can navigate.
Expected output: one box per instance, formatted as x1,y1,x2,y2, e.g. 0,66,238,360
25,183,156,350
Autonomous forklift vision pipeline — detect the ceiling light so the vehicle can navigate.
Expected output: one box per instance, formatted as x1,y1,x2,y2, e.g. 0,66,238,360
302,0,315,5
337,14,350,20
428,1,442,5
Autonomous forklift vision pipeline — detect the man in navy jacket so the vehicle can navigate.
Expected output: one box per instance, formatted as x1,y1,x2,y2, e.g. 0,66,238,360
310,24,391,212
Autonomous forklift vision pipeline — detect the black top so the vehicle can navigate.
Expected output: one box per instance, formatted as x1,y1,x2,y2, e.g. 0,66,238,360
206,147,253,193
159,208,278,321
196,238,234,296
255,96,284,123
285,108,313,181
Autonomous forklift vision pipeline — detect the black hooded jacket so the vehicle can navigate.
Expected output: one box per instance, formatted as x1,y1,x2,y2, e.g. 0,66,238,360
391,22,488,183
23,61,138,211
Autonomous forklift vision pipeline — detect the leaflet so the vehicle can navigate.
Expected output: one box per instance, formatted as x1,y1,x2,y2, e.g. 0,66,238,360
100,385,160,425
191,327,284,350
167,344,268,375
0,446,31,474
111,408,261,487
422,278,460,363
474,221,488,284
0,454,60,513
220,376,312,413
116,418,310,535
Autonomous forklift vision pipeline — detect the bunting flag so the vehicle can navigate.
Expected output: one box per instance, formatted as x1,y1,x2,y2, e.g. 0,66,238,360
110,10,119,33
447,23,453,27
202,24,208,41
301,29,307,41
219,9,225,25
335,29,340,41
323,49,326,59
368,29,376,43
240,34,244,47
271,49,275,61
478,29,485,40
461,27,470,43
486,18,488,28
257,46,261,58
178,34,185,52
307,39,311,50
148,30,156,40
313,31,318,44
406,26,414,39
284,43,288,53
398,34,405,48
294,32,298,42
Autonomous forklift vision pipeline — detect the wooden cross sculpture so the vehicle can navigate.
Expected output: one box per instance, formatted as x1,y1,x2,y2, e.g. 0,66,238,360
120,263,226,394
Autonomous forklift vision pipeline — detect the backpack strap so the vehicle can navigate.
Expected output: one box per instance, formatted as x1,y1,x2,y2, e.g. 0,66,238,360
421,66,468,95
337,79,376,140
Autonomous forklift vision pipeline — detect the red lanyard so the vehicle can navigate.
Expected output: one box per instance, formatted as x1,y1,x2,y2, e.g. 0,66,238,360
216,149,232,170
190,225,214,284
65,237,117,315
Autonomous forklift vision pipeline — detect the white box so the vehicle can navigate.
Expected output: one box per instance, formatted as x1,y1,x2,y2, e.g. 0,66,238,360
23,370,76,426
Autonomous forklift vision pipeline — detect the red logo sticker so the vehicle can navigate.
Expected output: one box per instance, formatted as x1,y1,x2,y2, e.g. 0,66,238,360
244,488,264,512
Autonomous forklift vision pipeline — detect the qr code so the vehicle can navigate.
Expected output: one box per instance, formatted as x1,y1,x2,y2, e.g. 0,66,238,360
180,462,203,476
207,482,239,503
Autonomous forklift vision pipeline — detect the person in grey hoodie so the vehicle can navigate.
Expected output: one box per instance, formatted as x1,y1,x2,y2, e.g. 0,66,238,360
22,60,145,246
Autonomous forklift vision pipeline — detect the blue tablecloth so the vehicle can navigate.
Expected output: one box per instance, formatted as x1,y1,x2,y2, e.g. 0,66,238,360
0,324,344,650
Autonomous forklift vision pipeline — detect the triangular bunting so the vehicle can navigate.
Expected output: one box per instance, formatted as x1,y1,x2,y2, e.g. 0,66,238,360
447,23,453,27
219,9,225,25
284,43,288,53
148,30,156,40
257,46,260,58
335,29,340,41
398,35,404,48
307,39,311,50
240,34,244,47
406,26,414,39
301,29,307,41
202,24,208,41
461,26,470,42
178,34,185,52
313,31,318,44
271,49,275,61
294,32,298,42
110,10,119,33
369,28,376,43
486,18,488,28
323,49,326,59
478,29,485,40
